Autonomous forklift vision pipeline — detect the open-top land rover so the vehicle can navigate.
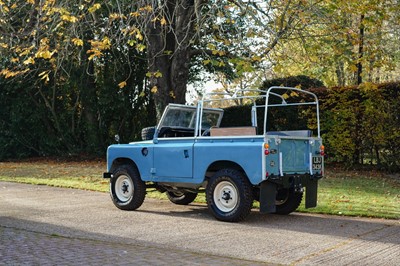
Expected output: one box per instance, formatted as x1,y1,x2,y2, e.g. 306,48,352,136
103,87,324,222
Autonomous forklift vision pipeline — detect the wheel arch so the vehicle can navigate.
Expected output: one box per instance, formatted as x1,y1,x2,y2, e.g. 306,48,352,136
110,157,140,175
205,160,247,180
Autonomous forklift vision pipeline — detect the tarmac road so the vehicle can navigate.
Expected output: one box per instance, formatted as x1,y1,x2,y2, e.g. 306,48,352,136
0,181,399,265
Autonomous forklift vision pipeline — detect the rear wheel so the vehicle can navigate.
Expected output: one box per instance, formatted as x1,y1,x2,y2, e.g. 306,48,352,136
275,188,303,215
206,169,253,222
110,165,146,210
166,191,198,205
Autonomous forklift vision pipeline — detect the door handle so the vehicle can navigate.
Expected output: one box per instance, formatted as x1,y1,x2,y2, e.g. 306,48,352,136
184,150,189,158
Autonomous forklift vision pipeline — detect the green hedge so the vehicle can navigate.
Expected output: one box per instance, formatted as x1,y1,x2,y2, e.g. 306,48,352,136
317,82,400,171
222,79,400,172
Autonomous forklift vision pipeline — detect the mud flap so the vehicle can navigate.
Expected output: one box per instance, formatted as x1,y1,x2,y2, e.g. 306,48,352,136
259,181,277,213
305,180,318,208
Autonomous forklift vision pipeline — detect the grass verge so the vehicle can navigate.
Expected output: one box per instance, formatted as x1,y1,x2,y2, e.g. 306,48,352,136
0,161,399,219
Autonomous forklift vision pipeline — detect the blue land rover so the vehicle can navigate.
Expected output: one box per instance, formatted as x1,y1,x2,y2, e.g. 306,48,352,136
103,87,324,222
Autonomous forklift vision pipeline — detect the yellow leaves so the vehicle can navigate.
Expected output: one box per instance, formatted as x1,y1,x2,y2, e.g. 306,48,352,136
150,16,167,26
127,27,143,41
109,13,126,20
136,44,146,52
212,50,225,56
349,64,358,72
88,3,101,13
135,31,143,41
146,71,162,78
280,89,300,100
160,17,167,26
130,11,140,17
0,68,29,79
87,37,111,60
100,37,111,47
118,81,127,88
360,82,378,92
154,71,162,78
127,39,135,46
139,5,152,12
0,1,18,12
72,38,83,46
150,86,158,93
203,58,225,67
1,69,18,78
206,43,216,50
169,91,176,99
87,50,101,60
1,3,9,13
35,50,55,59
282,93,289,100
61,14,78,23
0,42,7,48
23,57,35,65
251,55,262,62
71,38,83,48
26,0,34,4
38,71,50,83
16,38,56,60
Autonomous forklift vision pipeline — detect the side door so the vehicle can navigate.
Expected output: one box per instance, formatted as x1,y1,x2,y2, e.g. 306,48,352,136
152,139,194,179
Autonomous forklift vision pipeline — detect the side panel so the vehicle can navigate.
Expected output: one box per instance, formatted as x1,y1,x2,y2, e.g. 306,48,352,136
153,139,194,179
193,137,264,185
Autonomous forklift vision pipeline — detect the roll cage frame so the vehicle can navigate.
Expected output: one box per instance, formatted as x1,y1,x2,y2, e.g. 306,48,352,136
196,86,321,138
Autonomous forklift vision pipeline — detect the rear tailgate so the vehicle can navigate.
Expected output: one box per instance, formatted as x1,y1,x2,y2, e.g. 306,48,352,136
265,135,323,177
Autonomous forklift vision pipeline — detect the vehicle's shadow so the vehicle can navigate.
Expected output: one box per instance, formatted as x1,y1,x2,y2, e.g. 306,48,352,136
135,202,399,245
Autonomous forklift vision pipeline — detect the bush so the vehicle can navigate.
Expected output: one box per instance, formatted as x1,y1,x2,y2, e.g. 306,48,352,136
321,82,400,172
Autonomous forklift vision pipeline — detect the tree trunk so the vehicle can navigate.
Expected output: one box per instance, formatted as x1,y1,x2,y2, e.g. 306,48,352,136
356,14,365,85
146,0,195,119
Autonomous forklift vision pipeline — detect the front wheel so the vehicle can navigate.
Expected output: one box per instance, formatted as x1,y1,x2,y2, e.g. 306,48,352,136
206,169,253,222
274,188,303,215
110,165,146,210
166,191,198,205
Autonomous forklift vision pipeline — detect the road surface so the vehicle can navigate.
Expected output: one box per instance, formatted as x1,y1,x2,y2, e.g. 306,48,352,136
0,182,399,265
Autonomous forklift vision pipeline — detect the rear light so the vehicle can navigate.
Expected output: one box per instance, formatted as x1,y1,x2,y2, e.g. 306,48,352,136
264,143,270,156
320,145,325,156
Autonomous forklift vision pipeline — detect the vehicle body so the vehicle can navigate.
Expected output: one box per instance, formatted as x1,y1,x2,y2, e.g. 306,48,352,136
103,87,324,222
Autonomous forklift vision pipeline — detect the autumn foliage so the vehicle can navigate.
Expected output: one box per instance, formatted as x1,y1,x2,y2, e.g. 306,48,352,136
319,82,400,171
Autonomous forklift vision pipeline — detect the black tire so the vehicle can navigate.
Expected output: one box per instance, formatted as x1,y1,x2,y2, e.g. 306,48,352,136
274,188,303,215
206,169,253,222
141,126,156,140
166,191,198,205
110,165,146,210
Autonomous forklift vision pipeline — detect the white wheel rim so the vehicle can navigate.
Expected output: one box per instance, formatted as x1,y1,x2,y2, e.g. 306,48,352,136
213,181,238,212
115,175,133,202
